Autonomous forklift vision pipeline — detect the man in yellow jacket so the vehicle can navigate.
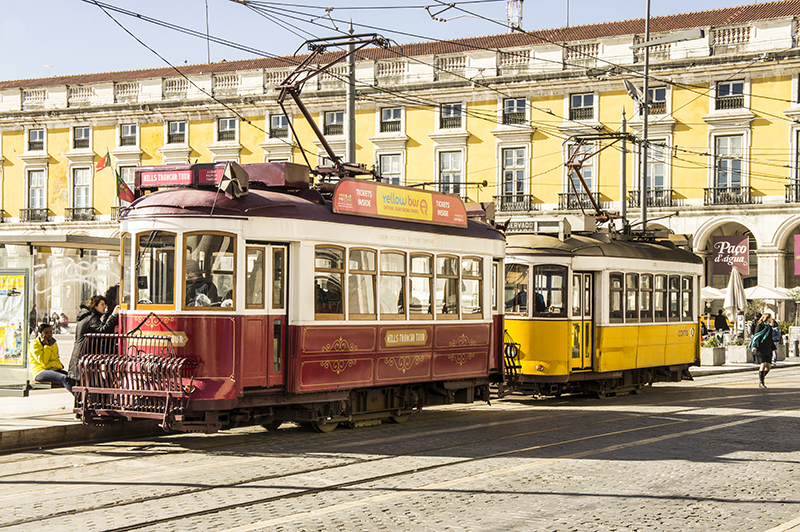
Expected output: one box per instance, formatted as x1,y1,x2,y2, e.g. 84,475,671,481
28,323,72,392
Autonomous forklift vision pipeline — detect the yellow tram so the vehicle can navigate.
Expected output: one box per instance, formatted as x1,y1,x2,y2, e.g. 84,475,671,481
502,223,703,397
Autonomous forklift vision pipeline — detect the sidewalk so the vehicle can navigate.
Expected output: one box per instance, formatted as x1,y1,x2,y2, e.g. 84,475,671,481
1,355,798,455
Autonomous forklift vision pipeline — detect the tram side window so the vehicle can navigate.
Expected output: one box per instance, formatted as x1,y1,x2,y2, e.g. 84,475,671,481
245,247,265,308
626,273,639,322
461,257,482,315
681,276,694,322
654,275,667,322
640,274,653,322
315,246,344,318
410,254,433,318
273,248,285,310
380,251,405,319
668,275,680,321
505,264,528,315
534,265,566,318
609,273,623,322
185,233,235,309
436,255,459,317
136,231,175,306
348,248,376,319
121,233,132,309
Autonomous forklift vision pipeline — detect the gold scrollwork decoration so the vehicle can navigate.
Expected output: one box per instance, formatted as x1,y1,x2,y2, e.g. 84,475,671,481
448,334,476,347
321,336,358,352
384,355,425,374
320,359,357,375
447,353,475,366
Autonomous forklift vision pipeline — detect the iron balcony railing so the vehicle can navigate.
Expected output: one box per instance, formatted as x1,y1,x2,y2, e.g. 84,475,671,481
167,133,185,144
120,136,136,146
380,120,401,133
502,111,526,125
73,138,89,149
703,186,754,205
494,194,539,213
111,206,129,220
627,189,674,208
786,183,800,203
217,130,236,142
269,127,288,139
649,101,667,115
66,207,95,221
28,141,44,151
716,94,745,110
558,192,600,211
20,208,48,222
440,116,462,129
324,123,343,136
569,107,593,121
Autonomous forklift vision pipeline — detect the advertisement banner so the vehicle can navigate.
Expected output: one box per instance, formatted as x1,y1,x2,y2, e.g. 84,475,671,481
713,235,749,276
0,272,27,366
332,179,468,228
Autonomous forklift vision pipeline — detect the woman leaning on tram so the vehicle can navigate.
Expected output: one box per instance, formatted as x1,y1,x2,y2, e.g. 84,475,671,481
67,295,120,384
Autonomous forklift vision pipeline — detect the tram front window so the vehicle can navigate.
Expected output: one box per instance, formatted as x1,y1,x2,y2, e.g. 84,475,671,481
185,233,235,308
534,265,566,318
504,263,528,314
136,231,175,306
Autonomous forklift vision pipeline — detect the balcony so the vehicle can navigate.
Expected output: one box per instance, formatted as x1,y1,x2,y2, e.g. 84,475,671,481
715,95,744,110
28,141,44,151
269,127,289,139
20,208,48,222
218,130,236,142
494,195,539,213
120,136,136,147
380,120,401,133
73,138,89,149
440,116,462,129
324,123,343,136
649,101,667,115
569,107,593,121
111,206,128,220
65,207,95,221
558,192,600,211
786,183,800,203
502,111,526,125
627,189,674,208
703,186,754,205
167,133,185,144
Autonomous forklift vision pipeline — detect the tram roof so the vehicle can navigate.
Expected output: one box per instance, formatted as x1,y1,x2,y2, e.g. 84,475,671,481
506,233,702,264
121,186,504,241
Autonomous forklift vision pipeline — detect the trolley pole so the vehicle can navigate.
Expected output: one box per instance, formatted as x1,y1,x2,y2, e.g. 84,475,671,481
346,22,356,164
621,108,627,226
639,0,650,232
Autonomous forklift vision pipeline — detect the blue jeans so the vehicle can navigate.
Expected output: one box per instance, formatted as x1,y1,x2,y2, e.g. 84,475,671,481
34,369,73,392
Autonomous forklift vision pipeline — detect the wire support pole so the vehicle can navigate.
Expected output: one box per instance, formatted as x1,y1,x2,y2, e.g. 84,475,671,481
639,0,651,231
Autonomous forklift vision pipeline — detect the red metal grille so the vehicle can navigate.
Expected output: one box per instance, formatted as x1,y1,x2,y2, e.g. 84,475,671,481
74,332,199,430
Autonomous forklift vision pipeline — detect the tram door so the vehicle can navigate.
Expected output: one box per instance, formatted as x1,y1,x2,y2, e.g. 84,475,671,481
570,272,593,370
242,244,287,388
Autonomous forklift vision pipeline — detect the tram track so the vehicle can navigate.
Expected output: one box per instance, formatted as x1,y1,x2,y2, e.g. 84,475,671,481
2,387,799,532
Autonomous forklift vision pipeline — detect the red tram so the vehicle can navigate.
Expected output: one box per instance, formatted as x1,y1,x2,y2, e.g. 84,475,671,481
74,162,505,433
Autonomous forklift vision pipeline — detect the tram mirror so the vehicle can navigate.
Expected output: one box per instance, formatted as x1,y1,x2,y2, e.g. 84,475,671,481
137,276,148,289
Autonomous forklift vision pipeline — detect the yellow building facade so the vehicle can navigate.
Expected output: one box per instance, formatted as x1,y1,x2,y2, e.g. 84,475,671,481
3,1,800,356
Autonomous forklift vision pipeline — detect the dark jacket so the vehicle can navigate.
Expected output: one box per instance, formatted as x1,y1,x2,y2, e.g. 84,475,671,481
714,313,729,331
754,321,776,358
67,305,119,381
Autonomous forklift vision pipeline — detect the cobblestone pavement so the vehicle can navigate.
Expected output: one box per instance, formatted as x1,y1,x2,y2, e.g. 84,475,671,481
2,369,800,532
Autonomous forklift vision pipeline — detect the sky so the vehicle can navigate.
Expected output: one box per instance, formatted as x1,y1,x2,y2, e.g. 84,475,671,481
0,0,762,82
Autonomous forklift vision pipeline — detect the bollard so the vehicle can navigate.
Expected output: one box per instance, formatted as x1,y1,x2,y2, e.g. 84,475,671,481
794,339,799,358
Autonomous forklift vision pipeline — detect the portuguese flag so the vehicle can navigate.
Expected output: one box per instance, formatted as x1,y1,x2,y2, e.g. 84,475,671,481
96,149,111,172
115,168,135,203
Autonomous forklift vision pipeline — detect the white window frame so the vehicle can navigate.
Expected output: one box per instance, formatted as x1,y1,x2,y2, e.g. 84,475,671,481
501,97,527,125
269,114,290,139
72,126,91,151
216,117,238,142
323,110,344,136
647,87,670,115
26,127,46,153
712,134,745,189
118,123,139,148
710,78,751,113
166,120,188,145
379,107,403,134
26,168,47,210
437,150,465,198
437,102,464,131
569,93,595,121
378,153,403,186
564,142,597,193
500,146,527,199
71,167,92,209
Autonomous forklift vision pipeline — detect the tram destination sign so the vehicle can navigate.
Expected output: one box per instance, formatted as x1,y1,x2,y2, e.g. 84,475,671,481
332,179,468,228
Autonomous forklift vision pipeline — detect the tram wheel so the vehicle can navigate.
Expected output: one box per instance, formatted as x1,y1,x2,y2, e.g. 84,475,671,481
310,419,339,433
260,420,282,431
593,390,607,399
389,414,410,424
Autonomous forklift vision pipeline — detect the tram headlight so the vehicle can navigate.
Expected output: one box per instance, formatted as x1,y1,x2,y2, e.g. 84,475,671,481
535,364,545,372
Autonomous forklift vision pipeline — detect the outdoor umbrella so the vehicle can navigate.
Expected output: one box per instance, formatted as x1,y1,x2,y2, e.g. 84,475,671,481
744,285,790,300
724,267,747,333
701,286,725,301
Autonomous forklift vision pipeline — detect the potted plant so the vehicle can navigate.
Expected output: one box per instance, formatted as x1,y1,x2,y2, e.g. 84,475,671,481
700,335,725,366
725,336,752,364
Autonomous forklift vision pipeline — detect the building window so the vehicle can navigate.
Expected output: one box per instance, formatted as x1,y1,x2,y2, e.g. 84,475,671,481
569,93,594,120
28,129,44,151
269,114,289,138
568,143,593,191
502,148,525,200
120,124,137,146
716,80,744,110
28,170,45,208
379,154,402,185
440,103,462,129
168,121,186,144
73,168,91,208
715,135,743,188
218,118,237,141
646,142,666,190
502,98,526,125
380,107,401,133
73,127,90,149
324,111,344,136
118,166,136,206
439,151,463,197
648,87,667,115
